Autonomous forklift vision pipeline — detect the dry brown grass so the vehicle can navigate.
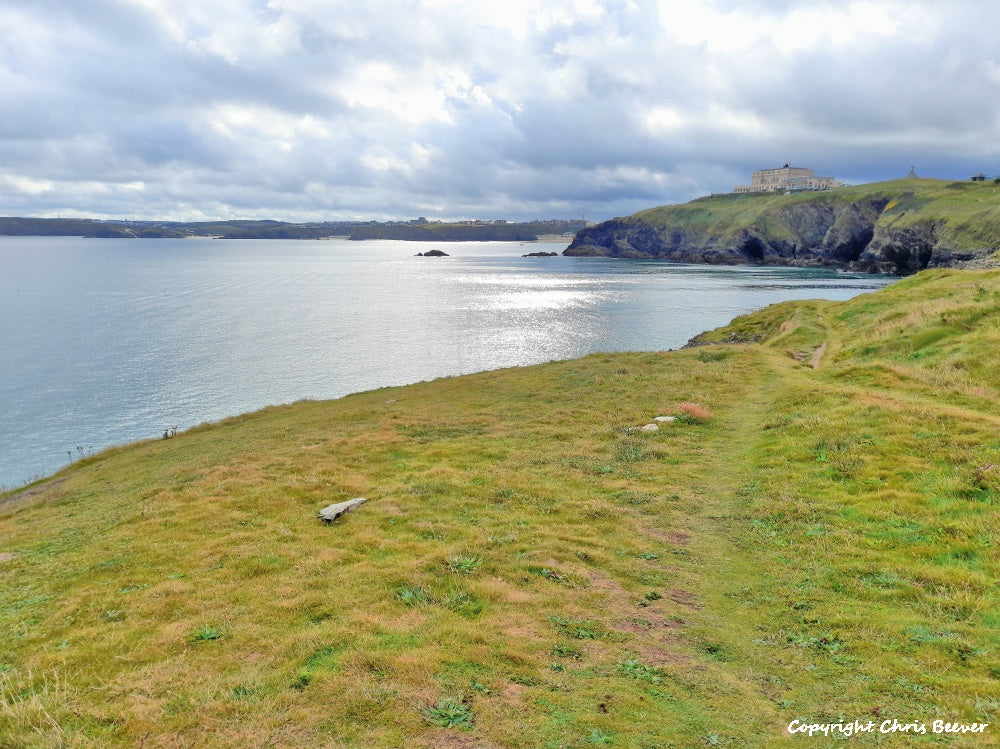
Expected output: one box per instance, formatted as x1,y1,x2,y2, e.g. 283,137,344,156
676,402,712,424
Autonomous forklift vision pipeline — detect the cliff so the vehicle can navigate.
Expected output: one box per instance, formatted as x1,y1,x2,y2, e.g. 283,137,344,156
565,178,1000,274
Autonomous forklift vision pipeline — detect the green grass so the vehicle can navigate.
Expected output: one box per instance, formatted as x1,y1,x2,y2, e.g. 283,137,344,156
0,268,998,746
633,177,1000,254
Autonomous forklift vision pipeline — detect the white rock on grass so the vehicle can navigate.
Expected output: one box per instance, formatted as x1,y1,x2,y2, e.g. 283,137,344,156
654,416,676,422
318,497,367,523
640,423,659,432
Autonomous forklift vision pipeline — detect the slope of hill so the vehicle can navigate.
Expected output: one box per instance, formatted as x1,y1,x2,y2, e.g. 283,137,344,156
566,179,1000,274
1,269,998,747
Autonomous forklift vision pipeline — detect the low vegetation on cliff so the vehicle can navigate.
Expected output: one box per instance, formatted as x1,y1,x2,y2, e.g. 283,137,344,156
1,270,998,747
566,178,1000,274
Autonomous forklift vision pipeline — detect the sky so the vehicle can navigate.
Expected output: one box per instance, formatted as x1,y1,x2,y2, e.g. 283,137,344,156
1,0,999,223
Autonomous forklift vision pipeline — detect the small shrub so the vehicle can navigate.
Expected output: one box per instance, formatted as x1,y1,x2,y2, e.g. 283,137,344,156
422,697,475,729
953,462,1000,502
587,728,614,744
551,643,582,659
189,626,224,642
446,555,482,575
303,645,340,670
696,349,730,362
469,679,491,694
583,504,618,520
786,631,846,653
534,566,570,584
395,584,432,606
617,491,653,505
548,616,625,641
441,588,484,617
229,684,259,701
905,626,957,644
676,402,712,424
619,659,662,683
970,463,999,492
614,438,646,463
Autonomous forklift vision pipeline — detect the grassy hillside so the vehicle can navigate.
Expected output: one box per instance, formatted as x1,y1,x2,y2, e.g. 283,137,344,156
2,270,999,747
635,178,1000,256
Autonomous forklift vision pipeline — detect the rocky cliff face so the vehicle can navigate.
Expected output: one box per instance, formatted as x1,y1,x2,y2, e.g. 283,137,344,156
565,193,989,274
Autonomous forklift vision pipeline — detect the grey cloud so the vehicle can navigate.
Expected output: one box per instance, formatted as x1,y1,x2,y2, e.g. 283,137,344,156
1,0,999,222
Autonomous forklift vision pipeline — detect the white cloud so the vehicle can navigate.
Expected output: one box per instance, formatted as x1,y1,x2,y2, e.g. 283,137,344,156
0,174,55,195
0,0,998,221
659,0,903,52
641,107,687,135
335,62,453,125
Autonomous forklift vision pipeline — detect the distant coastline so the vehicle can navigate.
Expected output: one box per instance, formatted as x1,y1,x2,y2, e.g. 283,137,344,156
0,216,586,242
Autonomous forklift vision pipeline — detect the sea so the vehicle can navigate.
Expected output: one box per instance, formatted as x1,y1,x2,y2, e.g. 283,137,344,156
0,236,893,489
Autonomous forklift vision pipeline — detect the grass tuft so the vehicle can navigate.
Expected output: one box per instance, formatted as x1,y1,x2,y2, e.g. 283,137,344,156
446,554,482,574
421,697,475,729
188,626,225,643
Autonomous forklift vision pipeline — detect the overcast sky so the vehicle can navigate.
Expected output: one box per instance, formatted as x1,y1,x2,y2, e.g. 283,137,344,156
2,0,998,222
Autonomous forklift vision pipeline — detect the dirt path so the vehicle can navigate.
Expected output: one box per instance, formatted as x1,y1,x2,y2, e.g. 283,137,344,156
810,341,827,369
0,477,67,510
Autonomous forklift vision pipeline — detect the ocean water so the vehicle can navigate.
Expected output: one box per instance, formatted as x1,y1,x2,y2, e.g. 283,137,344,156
0,236,892,488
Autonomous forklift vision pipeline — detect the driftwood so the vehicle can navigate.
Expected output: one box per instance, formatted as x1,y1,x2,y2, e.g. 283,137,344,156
318,497,367,523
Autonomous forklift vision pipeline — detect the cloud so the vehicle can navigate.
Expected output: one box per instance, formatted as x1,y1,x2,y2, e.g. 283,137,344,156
0,0,998,222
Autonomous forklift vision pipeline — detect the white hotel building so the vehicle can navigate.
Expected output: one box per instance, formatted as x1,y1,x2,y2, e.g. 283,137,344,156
733,165,843,193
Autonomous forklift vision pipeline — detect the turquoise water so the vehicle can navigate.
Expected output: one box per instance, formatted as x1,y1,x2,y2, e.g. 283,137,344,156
0,236,892,488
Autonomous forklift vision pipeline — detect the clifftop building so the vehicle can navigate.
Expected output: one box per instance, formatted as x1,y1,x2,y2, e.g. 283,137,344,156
733,164,843,194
